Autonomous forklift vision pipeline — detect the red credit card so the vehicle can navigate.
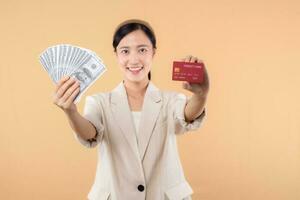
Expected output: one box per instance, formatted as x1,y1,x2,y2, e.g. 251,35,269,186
172,61,204,83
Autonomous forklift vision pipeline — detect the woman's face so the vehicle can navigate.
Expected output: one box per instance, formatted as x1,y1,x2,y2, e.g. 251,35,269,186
115,29,155,83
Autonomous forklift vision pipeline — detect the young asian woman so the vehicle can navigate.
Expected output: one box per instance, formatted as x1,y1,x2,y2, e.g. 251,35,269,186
52,19,210,200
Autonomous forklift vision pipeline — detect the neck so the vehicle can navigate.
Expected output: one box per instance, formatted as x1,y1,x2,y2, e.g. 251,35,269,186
124,79,149,97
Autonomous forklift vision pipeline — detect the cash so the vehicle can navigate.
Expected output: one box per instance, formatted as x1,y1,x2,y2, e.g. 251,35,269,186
39,44,106,104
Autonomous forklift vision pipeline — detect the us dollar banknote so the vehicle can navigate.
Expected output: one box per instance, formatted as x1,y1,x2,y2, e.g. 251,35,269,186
39,44,106,103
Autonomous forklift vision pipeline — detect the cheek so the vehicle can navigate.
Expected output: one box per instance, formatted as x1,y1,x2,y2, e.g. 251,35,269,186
117,57,127,67
144,56,153,67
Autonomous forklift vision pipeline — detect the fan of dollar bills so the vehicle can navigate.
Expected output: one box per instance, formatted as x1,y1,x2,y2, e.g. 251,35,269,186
39,44,106,104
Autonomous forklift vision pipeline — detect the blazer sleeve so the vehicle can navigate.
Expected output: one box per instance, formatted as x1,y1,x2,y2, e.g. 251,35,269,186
73,95,105,148
170,93,206,135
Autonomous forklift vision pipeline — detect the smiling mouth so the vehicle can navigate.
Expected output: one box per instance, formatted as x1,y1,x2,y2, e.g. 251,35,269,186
126,67,144,73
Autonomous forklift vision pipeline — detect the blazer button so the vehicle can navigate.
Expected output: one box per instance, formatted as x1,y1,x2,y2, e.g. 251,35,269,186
137,184,144,192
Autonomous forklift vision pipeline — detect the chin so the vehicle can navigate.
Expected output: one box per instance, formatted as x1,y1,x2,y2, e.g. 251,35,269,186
126,75,148,83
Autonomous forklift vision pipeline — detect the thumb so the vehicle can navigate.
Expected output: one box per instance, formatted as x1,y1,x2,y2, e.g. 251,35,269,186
182,82,193,91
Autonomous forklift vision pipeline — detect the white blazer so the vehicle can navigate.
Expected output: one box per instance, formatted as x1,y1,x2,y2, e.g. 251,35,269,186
73,81,206,200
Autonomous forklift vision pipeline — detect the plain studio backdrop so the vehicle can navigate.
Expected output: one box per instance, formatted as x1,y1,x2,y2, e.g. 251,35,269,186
0,0,299,199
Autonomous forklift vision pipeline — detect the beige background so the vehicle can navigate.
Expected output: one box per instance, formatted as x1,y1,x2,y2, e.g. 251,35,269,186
1,0,299,199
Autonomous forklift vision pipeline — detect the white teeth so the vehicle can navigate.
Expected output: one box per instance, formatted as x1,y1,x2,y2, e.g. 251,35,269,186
128,67,143,71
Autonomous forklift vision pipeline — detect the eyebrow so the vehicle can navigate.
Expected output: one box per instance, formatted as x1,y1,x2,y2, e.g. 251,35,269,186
118,44,150,49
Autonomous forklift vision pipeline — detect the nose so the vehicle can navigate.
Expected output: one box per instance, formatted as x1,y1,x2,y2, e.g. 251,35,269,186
128,52,140,65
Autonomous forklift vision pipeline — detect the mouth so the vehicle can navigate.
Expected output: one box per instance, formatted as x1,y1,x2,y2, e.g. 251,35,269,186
126,66,144,74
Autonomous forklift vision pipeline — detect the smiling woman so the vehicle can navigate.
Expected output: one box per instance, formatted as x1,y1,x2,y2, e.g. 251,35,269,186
52,19,208,200
112,19,157,81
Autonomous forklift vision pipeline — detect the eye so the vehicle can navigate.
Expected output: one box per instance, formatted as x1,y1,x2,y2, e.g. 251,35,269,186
139,48,147,53
120,49,129,54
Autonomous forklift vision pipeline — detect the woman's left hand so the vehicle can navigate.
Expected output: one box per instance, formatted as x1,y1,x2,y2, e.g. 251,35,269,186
181,55,210,97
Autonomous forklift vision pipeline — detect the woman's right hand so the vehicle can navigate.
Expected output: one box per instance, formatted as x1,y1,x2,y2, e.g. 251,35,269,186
53,76,80,114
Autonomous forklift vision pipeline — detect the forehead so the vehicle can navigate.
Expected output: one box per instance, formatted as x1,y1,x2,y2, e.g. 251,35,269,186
117,30,152,48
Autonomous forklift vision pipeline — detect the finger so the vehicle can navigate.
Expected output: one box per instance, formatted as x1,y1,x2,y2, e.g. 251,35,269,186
56,77,77,99
202,66,210,86
52,93,59,105
64,87,80,107
195,58,204,63
182,81,193,91
190,56,198,63
203,65,209,78
184,55,192,62
55,76,70,93
60,80,80,103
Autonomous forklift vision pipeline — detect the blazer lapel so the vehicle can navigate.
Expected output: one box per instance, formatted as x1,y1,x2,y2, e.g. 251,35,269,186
137,82,162,161
110,82,140,160
110,81,162,162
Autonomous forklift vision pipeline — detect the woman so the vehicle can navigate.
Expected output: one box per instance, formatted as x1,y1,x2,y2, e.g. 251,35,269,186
53,19,210,200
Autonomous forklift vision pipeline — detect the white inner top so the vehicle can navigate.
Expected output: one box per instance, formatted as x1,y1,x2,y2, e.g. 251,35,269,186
131,111,141,134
